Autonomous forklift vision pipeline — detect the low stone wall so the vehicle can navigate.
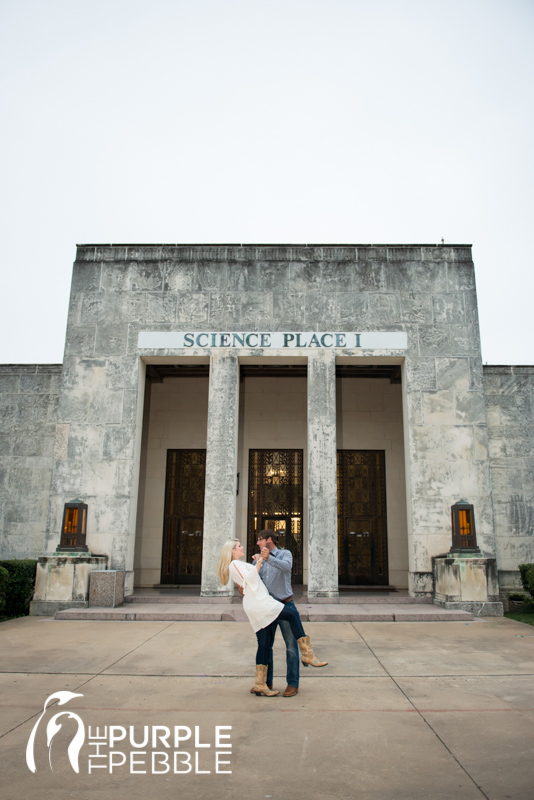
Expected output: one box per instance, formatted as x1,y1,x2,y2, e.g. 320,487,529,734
0,365,61,559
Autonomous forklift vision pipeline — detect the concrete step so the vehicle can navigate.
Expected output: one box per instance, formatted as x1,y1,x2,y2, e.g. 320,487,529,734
123,594,433,605
55,602,473,622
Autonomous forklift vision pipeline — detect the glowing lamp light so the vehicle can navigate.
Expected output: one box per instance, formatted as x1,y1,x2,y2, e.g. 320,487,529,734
57,500,88,552
450,499,480,553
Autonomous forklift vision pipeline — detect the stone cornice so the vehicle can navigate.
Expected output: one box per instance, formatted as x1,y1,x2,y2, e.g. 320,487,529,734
75,244,473,263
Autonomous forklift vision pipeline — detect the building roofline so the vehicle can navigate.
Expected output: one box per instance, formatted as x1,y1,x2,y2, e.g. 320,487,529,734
74,243,474,263
483,364,534,371
77,243,473,248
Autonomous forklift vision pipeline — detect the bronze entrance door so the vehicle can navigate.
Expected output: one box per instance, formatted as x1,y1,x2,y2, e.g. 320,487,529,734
247,450,303,583
161,450,206,584
337,450,389,586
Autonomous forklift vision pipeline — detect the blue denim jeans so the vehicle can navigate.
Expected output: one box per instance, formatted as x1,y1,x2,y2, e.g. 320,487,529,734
267,600,301,688
255,600,306,668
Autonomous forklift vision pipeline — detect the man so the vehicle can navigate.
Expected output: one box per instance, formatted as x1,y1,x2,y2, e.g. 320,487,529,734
251,529,300,697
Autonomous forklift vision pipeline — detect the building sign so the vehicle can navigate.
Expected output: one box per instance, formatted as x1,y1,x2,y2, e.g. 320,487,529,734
138,331,408,350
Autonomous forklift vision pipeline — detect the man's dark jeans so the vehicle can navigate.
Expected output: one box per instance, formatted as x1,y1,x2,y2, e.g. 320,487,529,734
254,600,302,687
267,600,300,688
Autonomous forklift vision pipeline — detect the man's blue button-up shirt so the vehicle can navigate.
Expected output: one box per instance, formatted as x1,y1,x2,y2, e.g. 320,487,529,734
259,547,293,601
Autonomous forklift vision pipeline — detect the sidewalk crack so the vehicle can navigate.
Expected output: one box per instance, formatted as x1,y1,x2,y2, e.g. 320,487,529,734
0,621,176,740
351,622,491,800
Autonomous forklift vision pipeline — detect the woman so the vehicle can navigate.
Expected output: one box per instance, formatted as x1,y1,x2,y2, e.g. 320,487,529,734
217,538,328,697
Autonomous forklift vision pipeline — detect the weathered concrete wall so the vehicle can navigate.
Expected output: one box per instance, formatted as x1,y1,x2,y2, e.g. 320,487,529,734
4,247,532,599
484,366,534,590
45,244,494,595
44,255,148,593
388,250,493,595
0,365,61,558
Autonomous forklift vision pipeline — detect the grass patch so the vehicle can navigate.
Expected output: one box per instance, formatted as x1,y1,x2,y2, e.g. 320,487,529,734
505,603,534,626
0,613,26,623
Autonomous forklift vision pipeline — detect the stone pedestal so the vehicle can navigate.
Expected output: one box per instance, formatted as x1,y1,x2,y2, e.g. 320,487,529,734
30,553,108,616
89,570,125,607
433,554,503,616
409,571,434,598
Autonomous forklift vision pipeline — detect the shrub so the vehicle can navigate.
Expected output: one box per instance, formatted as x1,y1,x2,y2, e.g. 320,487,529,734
0,566,8,612
0,560,37,616
518,563,534,601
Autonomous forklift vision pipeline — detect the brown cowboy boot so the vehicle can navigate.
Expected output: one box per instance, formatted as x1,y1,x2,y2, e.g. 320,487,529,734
252,664,279,696
297,636,328,667
283,685,298,697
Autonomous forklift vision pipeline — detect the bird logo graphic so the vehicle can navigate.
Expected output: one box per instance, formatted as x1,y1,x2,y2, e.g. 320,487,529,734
26,691,85,774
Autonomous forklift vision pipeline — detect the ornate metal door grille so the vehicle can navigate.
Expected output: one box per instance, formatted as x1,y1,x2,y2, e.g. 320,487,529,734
337,450,388,586
247,450,303,583
161,449,206,584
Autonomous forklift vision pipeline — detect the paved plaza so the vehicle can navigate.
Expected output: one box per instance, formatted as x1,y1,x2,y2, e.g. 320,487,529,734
1,615,533,800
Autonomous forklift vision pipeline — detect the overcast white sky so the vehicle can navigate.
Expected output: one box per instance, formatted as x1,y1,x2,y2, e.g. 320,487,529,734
1,0,532,365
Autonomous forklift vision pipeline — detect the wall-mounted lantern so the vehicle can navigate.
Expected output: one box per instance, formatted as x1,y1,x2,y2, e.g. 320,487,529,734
450,499,480,554
57,500,88,552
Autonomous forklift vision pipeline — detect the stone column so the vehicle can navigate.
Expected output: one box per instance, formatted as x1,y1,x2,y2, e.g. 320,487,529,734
200,352,240,598
307,350,339,598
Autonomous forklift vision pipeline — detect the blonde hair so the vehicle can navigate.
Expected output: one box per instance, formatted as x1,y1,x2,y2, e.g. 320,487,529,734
217,538,240,587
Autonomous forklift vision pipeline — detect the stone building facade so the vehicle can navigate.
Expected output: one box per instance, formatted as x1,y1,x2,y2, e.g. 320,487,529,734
0,244,532,607
483,366,534,589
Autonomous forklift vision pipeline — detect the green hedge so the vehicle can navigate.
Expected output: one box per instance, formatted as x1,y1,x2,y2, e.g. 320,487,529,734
518,563,534,601
0,560,37,617
0,566,8,612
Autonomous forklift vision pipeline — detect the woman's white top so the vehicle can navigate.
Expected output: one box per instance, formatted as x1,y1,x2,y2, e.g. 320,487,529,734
229,560,283,633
